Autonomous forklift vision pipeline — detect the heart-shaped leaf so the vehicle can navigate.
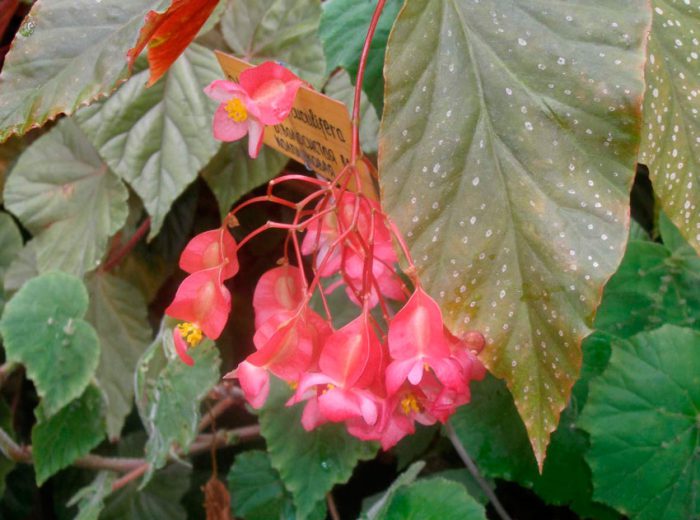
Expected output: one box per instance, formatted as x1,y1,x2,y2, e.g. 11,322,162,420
0,0,166,142
640,0,700,255
0,271,100,417
76,43,221,238
379,0,650,464
3,119,128,277
579,325,700,520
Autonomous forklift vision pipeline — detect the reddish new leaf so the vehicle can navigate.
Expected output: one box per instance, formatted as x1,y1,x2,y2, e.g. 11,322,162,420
128,0,219,86
0,0,19,38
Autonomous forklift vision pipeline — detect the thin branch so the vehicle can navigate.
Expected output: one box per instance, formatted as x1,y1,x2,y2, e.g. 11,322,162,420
102,217,151,272
327,492,341,520
198,397,237,433
445,421,513,520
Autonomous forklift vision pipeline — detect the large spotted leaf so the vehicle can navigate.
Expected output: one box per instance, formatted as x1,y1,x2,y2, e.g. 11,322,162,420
379,0,649,464
640,1,700,255
0,0,166,142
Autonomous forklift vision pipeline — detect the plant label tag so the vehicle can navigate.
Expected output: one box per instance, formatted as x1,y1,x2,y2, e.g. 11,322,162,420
215,52,353,178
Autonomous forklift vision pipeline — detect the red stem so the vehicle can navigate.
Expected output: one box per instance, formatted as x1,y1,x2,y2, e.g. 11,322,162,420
103,218,151,272
351,0,388,162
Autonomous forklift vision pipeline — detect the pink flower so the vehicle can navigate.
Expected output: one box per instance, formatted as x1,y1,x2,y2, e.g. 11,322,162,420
179,228,239,279
204,62,303,158
252,265,305,329
165,268,231,340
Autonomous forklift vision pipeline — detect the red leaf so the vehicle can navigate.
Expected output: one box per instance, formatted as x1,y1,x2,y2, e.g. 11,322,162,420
127,0,219,87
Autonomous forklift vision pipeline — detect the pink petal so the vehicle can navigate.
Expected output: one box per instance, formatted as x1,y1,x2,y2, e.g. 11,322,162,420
228,361,269,409
253,266,304,328
212,104,250,142
239,61,303,125
318,388,364,423
179,228,239,279
204,79,247,103
301,398,326,431
385,358,420,395
247,118,265,158
172,329,194,366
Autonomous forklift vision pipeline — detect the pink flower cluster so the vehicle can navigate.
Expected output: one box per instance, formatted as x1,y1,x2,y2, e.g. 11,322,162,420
165,60,485,449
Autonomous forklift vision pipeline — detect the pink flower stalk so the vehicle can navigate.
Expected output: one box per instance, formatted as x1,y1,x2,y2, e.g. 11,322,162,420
204,61,303,158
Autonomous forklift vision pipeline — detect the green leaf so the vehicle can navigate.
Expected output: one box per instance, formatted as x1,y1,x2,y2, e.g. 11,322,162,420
579,325,700,520
228,450,292,520
100,464,190,520
379,0,650,464
640,0,700,255
362,461,425,520
0,0,166,142
31,386,106,485
76,43,221,238
594,230,700,338
0,212,22,314
201,142,288,218
376,478,486,520
324,70,379,155
3,240,38,296
320,0,402,113
68,471,115,520
0,271,100,416
3,119,129,276
85,272,151,440
259,378,377,518
221,0,326,88
136,322,221,483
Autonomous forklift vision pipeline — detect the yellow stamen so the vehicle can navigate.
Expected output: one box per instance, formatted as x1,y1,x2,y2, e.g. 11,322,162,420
322,383,336,395
225,98,248,122
400,394,421,415
289,381,298,390
177,322,203,347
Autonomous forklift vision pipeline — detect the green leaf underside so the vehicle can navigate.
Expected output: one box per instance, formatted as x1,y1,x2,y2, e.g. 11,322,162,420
376,478,486,520
579,325,700,520
76,44,221,239
68,471,115,520
138,329,221,483
31,386,105,485
0,272,100,417
258,379,377,518
201,142,288,219
86,273,151,440
3,119,128,276
640,0,700,255
0,0,166,142
100,464,189,520
0,213,23,314
319,0,402,113
221,0,326,88
379,0,649,463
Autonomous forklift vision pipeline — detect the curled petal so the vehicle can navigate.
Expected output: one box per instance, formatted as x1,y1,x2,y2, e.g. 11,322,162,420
239,61,303,125
253,265,304,328
247,118,265,158
225,361,270,409
172,329,194,366
179,228,239,279
204,79,248,103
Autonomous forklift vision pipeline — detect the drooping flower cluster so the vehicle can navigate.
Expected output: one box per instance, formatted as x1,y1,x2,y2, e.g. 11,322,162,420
204,61,303,158
165,60,486,449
